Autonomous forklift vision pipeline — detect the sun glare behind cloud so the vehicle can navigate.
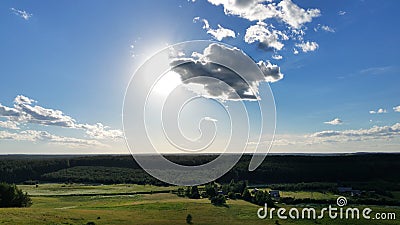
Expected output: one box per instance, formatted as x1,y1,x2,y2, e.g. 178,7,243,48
152,71,182,96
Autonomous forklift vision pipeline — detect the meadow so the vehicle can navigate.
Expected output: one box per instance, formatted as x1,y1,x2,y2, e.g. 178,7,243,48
0,184,397,225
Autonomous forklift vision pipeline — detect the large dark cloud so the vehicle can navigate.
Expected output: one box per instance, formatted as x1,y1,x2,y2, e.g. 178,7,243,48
170,43,283,101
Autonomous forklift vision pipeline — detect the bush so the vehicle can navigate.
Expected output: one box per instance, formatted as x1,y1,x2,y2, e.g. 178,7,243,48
0,183,32,207
211,194,226,206
186,214,192,224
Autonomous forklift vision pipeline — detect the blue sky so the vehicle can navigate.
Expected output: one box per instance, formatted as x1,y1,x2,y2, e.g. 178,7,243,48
1,0,400,154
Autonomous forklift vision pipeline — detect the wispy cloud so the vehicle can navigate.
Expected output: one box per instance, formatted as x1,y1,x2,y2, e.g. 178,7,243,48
338,11,347,16
0,130,105,147
10,8,32,20
324,118,343,125
393,105,400,113
314,24,335,33
360,66,393,75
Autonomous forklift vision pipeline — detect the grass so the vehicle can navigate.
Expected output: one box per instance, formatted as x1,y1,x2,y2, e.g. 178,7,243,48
0,184,397,224
18,183,177,196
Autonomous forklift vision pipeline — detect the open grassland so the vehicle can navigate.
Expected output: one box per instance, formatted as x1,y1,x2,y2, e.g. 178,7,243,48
18,183,177,196
0,193,399,225
0,184,397,225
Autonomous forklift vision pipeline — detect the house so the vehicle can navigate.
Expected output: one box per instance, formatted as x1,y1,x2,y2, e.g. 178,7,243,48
338,187,362,196
251,188,259,194
338,187,352,193
269,190,280,199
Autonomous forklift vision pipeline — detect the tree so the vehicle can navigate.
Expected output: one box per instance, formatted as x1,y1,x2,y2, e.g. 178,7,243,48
205,182,217,198
190,186,200,199
242,188,252,202
211,194,226,206
253,190,274,206
185,187,191,197
186,214,192,224
0,183,32,207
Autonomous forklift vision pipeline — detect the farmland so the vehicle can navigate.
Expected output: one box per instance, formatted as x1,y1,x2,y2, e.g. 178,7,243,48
0,183,397,224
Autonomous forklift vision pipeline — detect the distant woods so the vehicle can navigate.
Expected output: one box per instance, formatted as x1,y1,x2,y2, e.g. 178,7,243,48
0,154,399,190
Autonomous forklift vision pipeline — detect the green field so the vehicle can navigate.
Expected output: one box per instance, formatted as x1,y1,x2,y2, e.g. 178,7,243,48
17,183,177,196
0,184,397,225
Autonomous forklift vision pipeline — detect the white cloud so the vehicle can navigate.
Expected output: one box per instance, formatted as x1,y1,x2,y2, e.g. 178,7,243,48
0,95,123,140
369,108,387,114
293,48,299,55
314,24,335,33
324,118,343,125
272,54,283,60
194,17,236,41
0,130,105,147
360,66,392,75
338,11,346,16
277,0,320,29
244,21,287,51
310,122,400,143
207,0,279,22
10,8,32,20
295,41,319,52
207,0,320,29
393,105,400,113
0,121,19,130
76,123,123,140
257,60,284,82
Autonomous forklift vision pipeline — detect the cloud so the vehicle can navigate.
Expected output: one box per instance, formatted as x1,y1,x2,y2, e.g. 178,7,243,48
194,17,236,41
272,54,283,60
369,108,387,114
170,43,283,101
295,41,319,52
10,8,32,20
0,95,123,140
277,0,321,29
76,123,123,140
394,105,400,113
13,95,77,127
314,24,335,33
207,0,279,22
0,103,21,117
360,66,393,75
310,122,400,142
0,121,19,130
338,11,346,16
207,0,320,29
0,130,105,147
257,61,284,82
244,21,288,51
324,118,343,125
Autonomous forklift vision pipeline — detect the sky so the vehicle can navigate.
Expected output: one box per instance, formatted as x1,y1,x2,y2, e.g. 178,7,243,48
1,0,400,154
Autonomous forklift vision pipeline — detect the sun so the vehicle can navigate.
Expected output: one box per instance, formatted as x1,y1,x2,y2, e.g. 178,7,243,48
152,71,182,96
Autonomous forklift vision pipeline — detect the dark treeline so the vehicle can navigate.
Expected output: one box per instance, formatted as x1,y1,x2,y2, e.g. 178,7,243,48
1,154,399,189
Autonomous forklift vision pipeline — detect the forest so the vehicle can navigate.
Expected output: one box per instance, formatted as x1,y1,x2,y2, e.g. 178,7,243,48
1,153,399,192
